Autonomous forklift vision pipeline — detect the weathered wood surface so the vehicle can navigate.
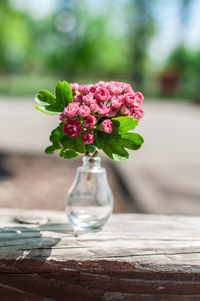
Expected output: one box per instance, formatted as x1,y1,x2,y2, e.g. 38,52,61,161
1,209,200,300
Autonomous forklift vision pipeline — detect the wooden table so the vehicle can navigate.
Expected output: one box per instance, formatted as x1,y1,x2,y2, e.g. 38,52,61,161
0,209,200,300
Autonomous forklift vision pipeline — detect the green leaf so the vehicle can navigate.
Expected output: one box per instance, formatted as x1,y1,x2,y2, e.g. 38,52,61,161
45,145,57,154
38,90,56,105
44,123,86,159
50,123,63,148
60,135,85,154
44,123,64,154
33,105,60,115
34,90,61,114
97,116,143,160
35,96,48,107
97,131,129,161
34,90,63,114
55,81,73,111
34,82,72,115
120,133,144,150
85,144,99,153
112,117,138,134
112,154,129,161
60,149,79,159
97,129,144,161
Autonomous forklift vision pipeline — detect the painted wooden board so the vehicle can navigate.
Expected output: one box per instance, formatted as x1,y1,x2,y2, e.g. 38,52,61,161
0,208,200,300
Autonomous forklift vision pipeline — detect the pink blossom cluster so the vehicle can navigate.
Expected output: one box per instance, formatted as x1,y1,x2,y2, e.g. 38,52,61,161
59,81,144,145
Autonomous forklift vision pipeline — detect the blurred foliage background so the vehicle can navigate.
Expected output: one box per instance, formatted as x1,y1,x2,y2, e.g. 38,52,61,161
0,0,199,101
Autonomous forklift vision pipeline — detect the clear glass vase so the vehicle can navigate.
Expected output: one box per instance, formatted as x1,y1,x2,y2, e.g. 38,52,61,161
66,155,113,232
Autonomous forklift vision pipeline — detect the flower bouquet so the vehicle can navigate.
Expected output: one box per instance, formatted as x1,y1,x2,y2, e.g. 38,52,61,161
34,80,144,231
34,80,144,160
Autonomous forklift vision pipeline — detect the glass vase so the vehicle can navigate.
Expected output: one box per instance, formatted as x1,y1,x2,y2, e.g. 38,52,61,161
66,155,113,232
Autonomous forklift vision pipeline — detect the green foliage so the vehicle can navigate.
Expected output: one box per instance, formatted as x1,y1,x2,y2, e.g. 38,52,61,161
45,145,57,154
85,143,99,153
55,81,73,110
35,81,144,161
165,45,200,99
38,90,56,105
43,115,144,161
0,1,199,101
97,117,144,161
33,104,60,115
0,1,138,80
45,122,85,159
111,117,138,134
60,135,85,154
119,133,144,150
45,122,63,153
49,123,63,148
97,131,129,161
60,149,79,159
34,81,72,115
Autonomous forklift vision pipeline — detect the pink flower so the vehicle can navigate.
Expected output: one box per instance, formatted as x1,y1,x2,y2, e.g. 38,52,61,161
101,119,113,134
73,93,82,105
79,105,91,117
95,87,110,102
63,119,81,138
64,103,79,117
81,132,94,144
95,81,106,88
107,81,124,95
97,104,110,116
125,93,136,105
78,84,88,95
109,108,117,117
124,83,134,93
82,93,96,105
83,115,97,129
90,103,99,113
69,82,79,94
86,84,96,93
58,113,67,121
135,92,144,104
121,104,131,115
110,95,125,108
129,106,145,120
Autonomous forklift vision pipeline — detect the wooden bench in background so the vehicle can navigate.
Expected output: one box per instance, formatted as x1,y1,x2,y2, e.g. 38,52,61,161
0,208,200,300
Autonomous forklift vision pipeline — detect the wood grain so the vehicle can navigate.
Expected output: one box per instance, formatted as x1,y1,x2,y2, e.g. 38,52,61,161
1,209,200,300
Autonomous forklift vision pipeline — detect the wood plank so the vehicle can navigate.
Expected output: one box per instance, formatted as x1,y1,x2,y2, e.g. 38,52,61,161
1,208,200,300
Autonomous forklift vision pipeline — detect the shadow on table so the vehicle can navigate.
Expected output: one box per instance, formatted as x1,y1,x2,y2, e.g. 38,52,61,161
0,222,75,260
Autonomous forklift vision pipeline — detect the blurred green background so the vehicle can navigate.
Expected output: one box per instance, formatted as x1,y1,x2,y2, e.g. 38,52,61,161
0,0,199,101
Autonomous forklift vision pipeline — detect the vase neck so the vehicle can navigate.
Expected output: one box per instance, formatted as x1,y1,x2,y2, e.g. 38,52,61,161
82,156,101,168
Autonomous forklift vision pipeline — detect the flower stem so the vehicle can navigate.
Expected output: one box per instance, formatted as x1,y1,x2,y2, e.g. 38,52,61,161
85,150,99,157
85,150,99,183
